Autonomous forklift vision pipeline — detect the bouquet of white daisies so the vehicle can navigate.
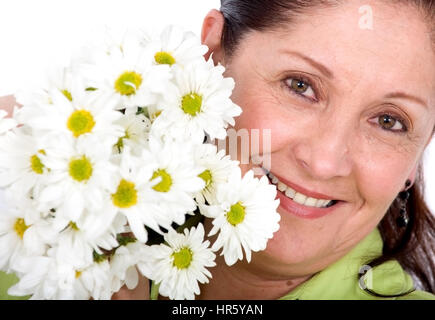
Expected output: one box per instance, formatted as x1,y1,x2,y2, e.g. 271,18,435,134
0,26,280,300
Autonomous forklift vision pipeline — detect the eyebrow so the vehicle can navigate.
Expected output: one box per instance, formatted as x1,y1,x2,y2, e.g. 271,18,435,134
385,92,428,110
280,50,334,79
280,50,429,109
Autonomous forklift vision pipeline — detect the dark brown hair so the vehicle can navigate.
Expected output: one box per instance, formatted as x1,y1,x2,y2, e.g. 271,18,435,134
219,0,435,295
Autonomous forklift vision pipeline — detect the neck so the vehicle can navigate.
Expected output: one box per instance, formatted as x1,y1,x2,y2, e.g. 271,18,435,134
197,255,313,300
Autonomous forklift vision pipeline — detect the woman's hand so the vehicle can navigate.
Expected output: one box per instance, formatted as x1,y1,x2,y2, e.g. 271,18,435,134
0,95,19,116
111,274,151,300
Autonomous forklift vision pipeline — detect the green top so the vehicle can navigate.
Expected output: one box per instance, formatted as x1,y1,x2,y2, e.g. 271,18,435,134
1,227,434,300
280,227,435,300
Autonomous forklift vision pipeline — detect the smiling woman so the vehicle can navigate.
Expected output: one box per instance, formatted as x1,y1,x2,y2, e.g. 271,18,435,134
193,0,435,299
1,0,435,301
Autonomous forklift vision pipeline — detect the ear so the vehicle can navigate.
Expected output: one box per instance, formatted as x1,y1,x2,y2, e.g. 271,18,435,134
201,9,226,64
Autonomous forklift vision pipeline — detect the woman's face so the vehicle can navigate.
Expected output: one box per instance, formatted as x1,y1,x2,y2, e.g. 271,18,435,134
203,1,435,277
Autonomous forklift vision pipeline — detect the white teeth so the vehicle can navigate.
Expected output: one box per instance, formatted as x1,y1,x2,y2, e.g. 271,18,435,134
285,188,296,198
317,199,330,207
267,172,333,208
293,192,307,205
305,197,318,207
277,182,287,192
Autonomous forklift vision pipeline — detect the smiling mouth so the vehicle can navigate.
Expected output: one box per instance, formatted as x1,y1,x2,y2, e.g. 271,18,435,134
264,171,338,209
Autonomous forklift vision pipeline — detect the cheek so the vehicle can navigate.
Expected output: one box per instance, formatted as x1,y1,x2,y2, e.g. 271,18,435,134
234,94,276,129
233,91,296,154
354,140,415,212
340,141,418,240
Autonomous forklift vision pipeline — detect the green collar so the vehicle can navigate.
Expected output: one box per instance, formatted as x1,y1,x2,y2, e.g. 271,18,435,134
279,227,435,300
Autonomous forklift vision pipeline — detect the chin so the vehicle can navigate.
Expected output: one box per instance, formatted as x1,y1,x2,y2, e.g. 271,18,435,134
252,212,340,276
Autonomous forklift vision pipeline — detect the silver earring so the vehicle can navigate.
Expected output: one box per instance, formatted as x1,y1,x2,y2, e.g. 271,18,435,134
396,179,411,228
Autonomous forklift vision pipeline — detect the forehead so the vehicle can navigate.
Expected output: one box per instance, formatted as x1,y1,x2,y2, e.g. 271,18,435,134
236,1,435,108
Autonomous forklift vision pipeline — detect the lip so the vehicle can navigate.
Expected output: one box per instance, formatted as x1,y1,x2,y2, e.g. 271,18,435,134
265,171,343,219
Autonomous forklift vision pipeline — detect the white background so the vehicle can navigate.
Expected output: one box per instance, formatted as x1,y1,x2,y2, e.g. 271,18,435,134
0,0,433,213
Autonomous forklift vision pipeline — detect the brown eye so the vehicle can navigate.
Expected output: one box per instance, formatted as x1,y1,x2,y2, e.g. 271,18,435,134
285,77,317,101
290,79,309,93
375,114,406,132
379,114,396,129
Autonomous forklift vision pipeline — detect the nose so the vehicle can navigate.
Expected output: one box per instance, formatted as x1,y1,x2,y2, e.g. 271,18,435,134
292,120,353,180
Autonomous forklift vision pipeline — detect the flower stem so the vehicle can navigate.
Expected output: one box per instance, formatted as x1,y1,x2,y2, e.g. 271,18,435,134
150,281,160,300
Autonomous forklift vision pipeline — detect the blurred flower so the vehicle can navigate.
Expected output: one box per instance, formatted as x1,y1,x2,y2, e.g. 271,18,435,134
194,143,239,205
0,110,17,134
79,33,172,111
149,25,208,68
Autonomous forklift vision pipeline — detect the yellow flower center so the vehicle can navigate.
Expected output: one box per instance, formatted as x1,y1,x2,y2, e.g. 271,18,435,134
114,71,143,96
198,169,212,188
226,202,246,226
115,131,130,152
154,51,176,66
14,218,29,239
172,247,193,270
69,221,79,231
112,179,138,208
62,89,73,101
151,169,172,193
75,271,82,279
181,93,202,116
67,110,95,138
30,154,44,174
68,156,93,182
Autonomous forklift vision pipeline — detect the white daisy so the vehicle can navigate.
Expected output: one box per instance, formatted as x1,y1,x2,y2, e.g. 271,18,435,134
0,200,48,273
15,87,124,145
113,112,151,155
1,187,56,236
51,209,124,271
76,208,128,251
79,33,172,111
201,169,280,266
137,223,216,300
17,65,87,109
75,256,112,300
145,137,205,226
7,254,63,300
194,143,240,205
108,146,166,243
152,59,242,143
148,25,208,68
8,249,111,300
110,139,204,244
78,27,149,65
0,128,50,196
109,240,147,293
36,135,118,223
